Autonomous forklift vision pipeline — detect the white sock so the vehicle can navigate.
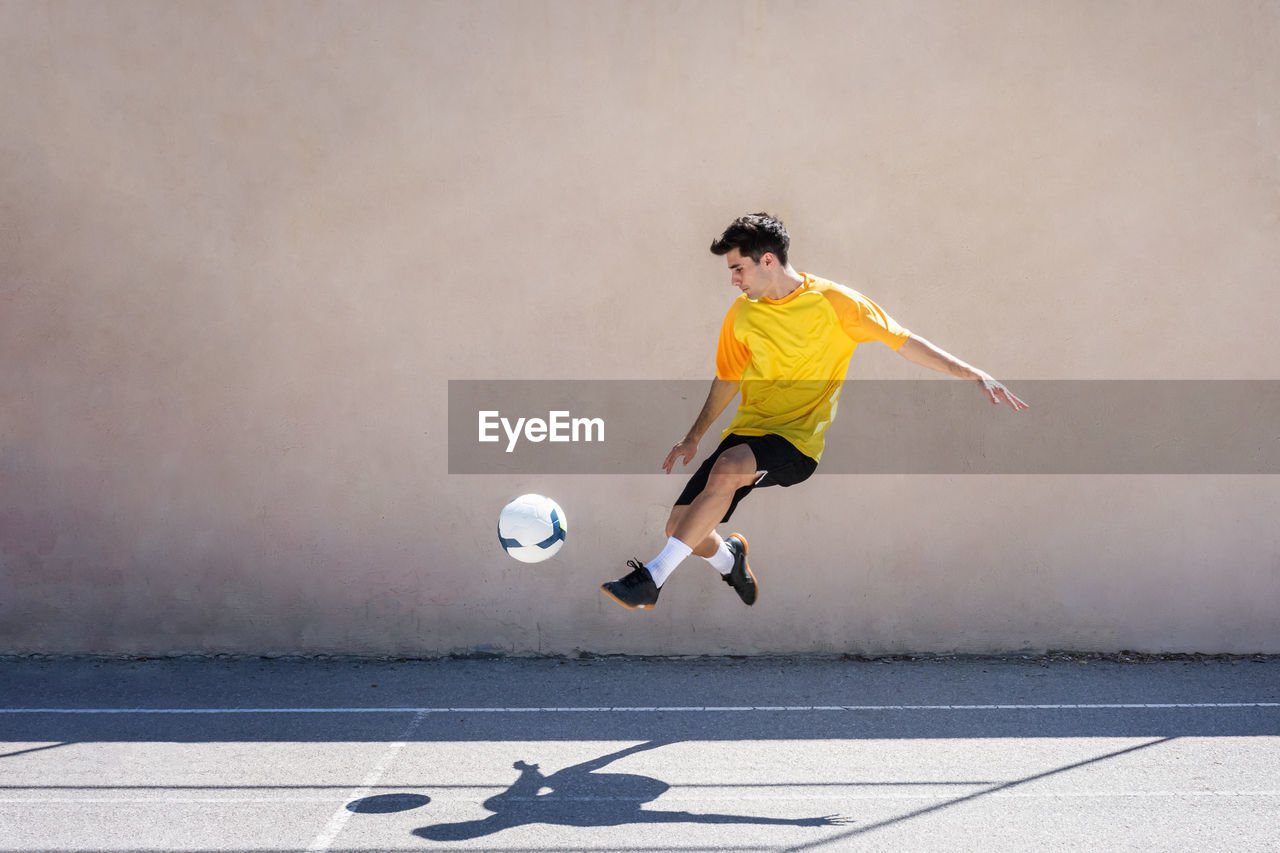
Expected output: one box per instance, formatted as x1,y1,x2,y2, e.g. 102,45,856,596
705,539,735,575
645,537,693,588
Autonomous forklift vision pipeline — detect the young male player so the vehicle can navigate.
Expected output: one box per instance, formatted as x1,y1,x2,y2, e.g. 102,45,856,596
601,212,1028,610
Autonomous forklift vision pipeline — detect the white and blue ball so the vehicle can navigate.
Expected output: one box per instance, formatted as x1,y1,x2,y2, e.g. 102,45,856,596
498,494,566,563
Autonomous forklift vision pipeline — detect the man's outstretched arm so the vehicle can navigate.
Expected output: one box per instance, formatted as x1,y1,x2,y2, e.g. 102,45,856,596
662,377,740,473
897,335,1029,410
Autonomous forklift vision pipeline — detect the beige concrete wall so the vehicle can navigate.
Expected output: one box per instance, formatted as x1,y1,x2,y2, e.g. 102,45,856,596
3,0,1278,655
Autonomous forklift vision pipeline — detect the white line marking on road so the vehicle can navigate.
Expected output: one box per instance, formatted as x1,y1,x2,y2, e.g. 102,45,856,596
303,709,427,853
4,790,1279,806
2,703,1277,714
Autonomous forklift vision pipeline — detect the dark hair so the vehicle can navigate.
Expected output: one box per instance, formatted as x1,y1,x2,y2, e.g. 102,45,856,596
710,212,790,266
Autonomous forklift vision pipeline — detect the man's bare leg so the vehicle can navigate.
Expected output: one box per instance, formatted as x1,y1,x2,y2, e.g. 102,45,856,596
663,444,759,605
665,443,756,552
601,444,758,609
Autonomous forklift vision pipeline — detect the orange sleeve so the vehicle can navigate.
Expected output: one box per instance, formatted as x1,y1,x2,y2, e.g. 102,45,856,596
715,298,750,380
824,284,911,350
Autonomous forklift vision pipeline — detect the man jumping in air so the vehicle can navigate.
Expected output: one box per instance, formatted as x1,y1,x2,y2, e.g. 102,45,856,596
601,212,1028,610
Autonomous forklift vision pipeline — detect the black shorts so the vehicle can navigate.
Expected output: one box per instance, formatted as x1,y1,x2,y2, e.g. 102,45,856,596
674,432,818,524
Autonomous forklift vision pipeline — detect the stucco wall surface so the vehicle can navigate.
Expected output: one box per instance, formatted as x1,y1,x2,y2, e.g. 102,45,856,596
2,0,1278,654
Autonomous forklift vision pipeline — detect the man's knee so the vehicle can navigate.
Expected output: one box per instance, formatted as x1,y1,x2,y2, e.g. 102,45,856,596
708,444,757,488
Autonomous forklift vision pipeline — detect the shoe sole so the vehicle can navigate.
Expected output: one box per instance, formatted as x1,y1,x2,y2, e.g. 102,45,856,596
727,532,758,605
600,584,656,610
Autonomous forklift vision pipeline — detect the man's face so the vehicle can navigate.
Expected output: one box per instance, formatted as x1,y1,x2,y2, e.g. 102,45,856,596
726,248,768,300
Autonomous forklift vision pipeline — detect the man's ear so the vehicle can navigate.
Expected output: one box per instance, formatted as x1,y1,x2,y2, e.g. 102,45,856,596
761,252,776,269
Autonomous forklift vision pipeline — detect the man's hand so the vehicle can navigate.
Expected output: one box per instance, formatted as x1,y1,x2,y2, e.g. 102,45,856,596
662,436,699,474
977,373,1029,411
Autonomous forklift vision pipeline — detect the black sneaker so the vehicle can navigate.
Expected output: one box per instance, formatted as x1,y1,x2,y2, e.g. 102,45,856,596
722,533,757,606
601,560,661,610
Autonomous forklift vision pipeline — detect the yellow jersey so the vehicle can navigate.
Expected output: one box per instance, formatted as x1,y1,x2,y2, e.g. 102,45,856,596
714,273,911,461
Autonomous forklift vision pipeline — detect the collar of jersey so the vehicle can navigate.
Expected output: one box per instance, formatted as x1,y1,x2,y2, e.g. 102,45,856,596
754,272,814,306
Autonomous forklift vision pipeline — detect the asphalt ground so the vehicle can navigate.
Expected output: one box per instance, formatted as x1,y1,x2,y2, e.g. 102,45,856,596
1,655,1277,852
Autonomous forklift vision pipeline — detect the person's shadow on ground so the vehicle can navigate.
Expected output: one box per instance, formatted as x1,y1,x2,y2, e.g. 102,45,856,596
410,740,848,842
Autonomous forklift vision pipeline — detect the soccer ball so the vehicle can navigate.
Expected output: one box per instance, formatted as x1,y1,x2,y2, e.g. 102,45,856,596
497,494,567,563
